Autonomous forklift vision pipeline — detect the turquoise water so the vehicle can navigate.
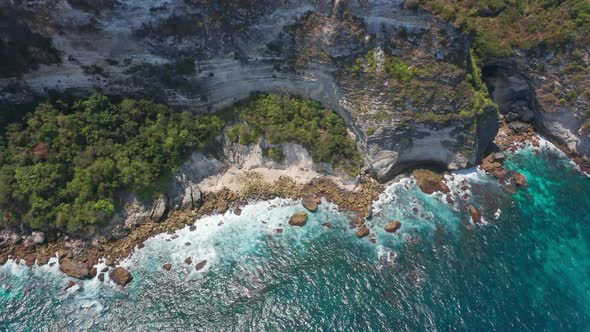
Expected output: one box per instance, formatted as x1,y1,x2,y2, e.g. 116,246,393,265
1,140,590,331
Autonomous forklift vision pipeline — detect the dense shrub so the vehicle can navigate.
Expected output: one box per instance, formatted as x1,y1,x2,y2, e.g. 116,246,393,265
0,94,224,232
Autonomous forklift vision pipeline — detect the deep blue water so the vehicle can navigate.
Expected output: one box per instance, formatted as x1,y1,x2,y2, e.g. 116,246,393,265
1,139,590,331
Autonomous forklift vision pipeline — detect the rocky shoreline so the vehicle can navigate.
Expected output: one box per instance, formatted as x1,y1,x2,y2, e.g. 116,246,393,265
1,124,580,286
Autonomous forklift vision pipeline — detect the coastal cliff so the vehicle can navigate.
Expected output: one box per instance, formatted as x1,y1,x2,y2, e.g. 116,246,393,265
0,0,502,181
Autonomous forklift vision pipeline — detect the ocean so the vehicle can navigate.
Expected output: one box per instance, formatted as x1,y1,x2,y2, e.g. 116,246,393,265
1,138,590,331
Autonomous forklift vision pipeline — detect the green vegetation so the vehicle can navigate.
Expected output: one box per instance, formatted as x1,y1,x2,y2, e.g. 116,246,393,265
417,0,590,58
228,94,362,177
0,94,224,232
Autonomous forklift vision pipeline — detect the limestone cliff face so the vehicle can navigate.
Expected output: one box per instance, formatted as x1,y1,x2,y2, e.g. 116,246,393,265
483,53,590,164
0,0,500,180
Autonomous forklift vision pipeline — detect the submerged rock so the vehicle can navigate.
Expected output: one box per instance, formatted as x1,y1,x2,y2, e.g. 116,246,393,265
59,259,92,279
98,273,105,282
289,212,308,227
184,257,193,265
356,225,370,238
163,263,172,271
195,260,207,271
322,222,333,229
110,267,133,287
385,221,402,233
64,280,77,291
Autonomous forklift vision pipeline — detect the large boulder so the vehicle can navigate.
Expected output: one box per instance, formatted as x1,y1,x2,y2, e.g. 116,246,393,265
385,221,402,233
412,169,450,195
110,267,133,287
289,212,308,227
150,194,168,222
59,259,92,279
31,232,45,245
356,225,370,238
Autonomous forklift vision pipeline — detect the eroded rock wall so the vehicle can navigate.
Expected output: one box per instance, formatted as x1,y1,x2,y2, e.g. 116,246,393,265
0,0,498,180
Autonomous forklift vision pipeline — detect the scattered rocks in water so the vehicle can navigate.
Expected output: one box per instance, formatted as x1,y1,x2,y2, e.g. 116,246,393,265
353,217,365,226
234,207,242,216
110,267,133,287
163,263,172,271
322,222,333,229
384,221,402,233
302,196,318,212
185,242,191,246
184,257,193,265
467,205,482,224
412,207,419,214
511,172,527,187
446,195,454,205
412,169,450,194
137,243,145,249
289,212,308,227
481,153,508,181
369,238,377,244
195,260,207,271
356,225,370,238
90,267,97,278
100,267,109,273
98,273,105,282
59,258,92,279
0,254,7,266
64,280,77,291
189,226,196,232
275,228,283,234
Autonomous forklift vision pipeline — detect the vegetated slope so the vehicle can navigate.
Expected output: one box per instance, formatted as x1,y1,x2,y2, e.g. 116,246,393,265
227,93,362,177
0,93,362,233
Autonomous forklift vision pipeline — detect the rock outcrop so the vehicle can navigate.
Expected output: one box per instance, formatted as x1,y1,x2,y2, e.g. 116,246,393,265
59,259,92,279
110,267,133,287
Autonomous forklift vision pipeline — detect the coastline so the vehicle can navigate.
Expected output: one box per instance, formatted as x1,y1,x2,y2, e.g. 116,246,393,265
1,126,587,283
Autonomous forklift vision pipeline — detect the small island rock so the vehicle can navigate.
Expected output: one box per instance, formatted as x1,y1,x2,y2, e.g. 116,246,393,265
289,212,308,226
511,172,527,187
385,221,402,233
